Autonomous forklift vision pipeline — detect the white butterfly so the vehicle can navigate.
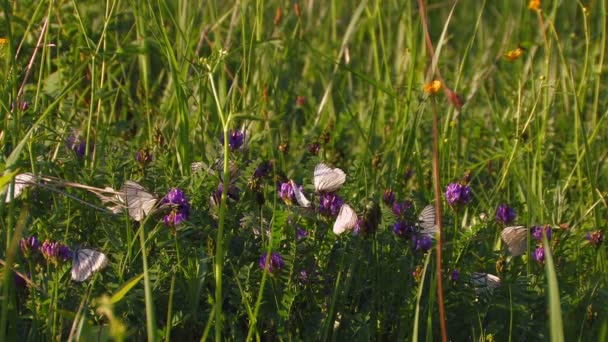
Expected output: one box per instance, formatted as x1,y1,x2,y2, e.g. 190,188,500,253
120,181,158,221
4,173,36,203
290,180,311,207
417,204,437,237
71,248,108,282
501,226,528,256
469,272,501,296
333,204,358,235
314,163,346,193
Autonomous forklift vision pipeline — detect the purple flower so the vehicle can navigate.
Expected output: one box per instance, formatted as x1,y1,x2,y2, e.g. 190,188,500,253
586,230,603,249
259,252,285,273
66,133,93,158
353,219,364,235
215,183,240,202
278,182,295,204
318,193,343,217
40,240,71,265
404,168,413,181
136,148,152,166
445,182,471,206
20,236,39,258
451,269,459,282
531,225,552,242
253,161,273,179
495,204,516,225
296,227,307,241
393,221,415,239
222,130,244,150
383,189,395,206
533,246,545,264
298,269,308,283
162,188,190,227
413,235,433,252
392,200,412,217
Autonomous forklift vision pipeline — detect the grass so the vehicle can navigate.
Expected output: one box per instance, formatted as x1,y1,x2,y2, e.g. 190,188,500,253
1,0,608,340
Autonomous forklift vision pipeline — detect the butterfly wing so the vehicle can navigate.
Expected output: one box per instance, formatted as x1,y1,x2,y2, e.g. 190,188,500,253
5,173,37,203
418,204,437,237
470,272,501,297
314,164,346,193
333,204,358,235
121,181,158,221
71,249,108,282
290,180,311,207
501,226,528,256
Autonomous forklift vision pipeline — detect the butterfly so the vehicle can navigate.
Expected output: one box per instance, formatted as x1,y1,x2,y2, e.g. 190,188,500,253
417,204,437,237
71,248,108,282
4,173,37,203
469,272,501,297
120,181,158,221
500,226,528,256
290,179,312,207
333,204,358,235
314,163,346,193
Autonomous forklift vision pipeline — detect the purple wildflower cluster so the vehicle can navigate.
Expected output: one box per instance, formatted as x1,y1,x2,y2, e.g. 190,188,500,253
20,236,39,258
586,230,603,249
162,188,190,227
40,239,72,265
383,189,395,206
215,182,240,202
259,252,285,273
384,190,431,252
278,181,302,205
445,182,471,207
296,226,307,241
136,147,153,166
495,204,516,225
318,192,343,217
66,133,94,158
530,224,552,264
221,129,245,150
392,200,412,217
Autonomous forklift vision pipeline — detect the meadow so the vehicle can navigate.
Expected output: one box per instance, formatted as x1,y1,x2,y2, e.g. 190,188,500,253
1,0,607,340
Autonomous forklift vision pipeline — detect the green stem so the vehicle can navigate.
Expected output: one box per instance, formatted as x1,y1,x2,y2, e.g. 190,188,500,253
139,222,156,342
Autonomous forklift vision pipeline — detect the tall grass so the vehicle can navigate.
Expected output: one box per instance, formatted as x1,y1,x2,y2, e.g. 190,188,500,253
1,0,607,340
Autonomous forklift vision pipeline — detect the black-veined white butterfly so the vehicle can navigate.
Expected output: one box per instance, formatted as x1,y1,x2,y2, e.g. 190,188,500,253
333,204,358,235
120,181,158,221
4,173,37,203
314,163,346,193
417,204,437,237
71,248,108,282
290,179,312,207
501,226,528,256
469,272,501,297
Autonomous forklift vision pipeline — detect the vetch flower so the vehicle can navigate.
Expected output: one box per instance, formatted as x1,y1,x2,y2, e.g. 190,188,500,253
495,204,516,225
253,161,273,179
392,200,412,217
445,182,471,207
383,189,395,206
136,147,152,166
308,142,321,155
393,221,415,239
413,235,432,252
318,193,343,217
224,129,244,150
40,240,71,265
586,230,603,249
533,246,545,264
66,133,93,158
278,182,295,204
161,188,190,228
296,227,307,241
259,252,285,273
20,236,39,258
451,269,459,283
531,225,551,242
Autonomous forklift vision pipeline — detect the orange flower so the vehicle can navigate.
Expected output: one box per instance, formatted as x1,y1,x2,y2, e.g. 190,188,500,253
0,38,8,45
528,0,541,11
504,47,524,61
423,80,442,94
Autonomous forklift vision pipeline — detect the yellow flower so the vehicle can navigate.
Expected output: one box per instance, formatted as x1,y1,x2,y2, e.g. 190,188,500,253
504,47,524,61
528,0,541,11
0,38,8,45
423,80,442,94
